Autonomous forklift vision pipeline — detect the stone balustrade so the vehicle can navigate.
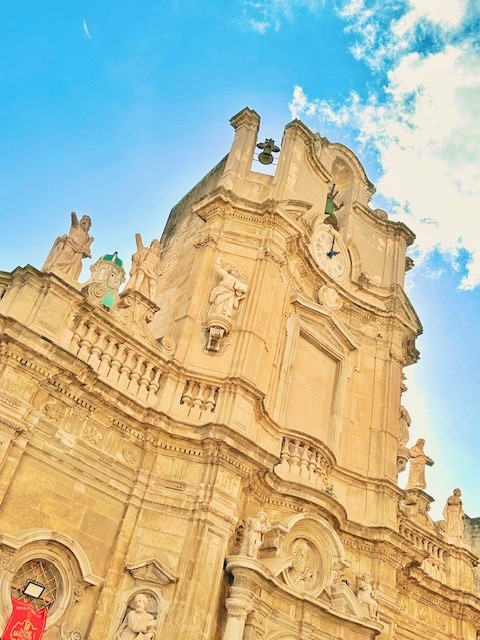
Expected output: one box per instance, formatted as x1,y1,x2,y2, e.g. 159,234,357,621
180,380,219,416
399,523,445,580
68,318,163,406
274,436,334,489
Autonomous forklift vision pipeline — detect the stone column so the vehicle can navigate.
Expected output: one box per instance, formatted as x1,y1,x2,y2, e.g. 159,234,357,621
221,587,255,640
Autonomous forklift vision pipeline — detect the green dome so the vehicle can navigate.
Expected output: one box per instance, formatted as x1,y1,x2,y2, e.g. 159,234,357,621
99,251,123,267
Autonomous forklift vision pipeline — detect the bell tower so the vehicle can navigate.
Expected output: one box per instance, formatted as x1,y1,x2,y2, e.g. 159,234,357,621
152,107,420,511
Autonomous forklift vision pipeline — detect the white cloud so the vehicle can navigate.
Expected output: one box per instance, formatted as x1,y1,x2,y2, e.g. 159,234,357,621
289,1,480,289
83,19,92,40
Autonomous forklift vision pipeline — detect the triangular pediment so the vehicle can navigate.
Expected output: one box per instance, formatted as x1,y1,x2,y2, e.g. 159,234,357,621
291,294,360,353
126,557,177,587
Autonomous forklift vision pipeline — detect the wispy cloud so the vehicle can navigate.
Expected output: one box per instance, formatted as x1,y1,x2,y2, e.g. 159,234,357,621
242,0,323,34
289,0,480,289
83,18,92,40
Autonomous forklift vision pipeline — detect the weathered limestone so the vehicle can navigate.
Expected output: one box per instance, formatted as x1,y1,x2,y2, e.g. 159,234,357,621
1,109,480,640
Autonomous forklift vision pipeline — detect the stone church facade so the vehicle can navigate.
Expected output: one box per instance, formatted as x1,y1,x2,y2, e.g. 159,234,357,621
0,108,479,640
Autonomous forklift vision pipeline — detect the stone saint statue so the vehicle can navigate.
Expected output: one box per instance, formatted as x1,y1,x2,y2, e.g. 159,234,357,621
124,234,162,301
405,439,434,490
115,593,156,640
356,574,378,620
443,488,465,542
399,406,411,447
208,257,248,320
241,511,271,558
42,212,94,283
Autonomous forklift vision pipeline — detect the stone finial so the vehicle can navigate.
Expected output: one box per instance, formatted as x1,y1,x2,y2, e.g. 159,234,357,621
443,488,465,544
405,439,434,490
239,511,271,558
124,233,162,302
42,212,94,284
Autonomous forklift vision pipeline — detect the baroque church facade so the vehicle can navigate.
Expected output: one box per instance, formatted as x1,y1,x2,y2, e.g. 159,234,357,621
0,108,479,640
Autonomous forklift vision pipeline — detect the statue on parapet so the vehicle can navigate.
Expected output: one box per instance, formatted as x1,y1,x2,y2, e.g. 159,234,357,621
443,488,465,544
124,234,162,302
405,438,434,490
42,212,94,283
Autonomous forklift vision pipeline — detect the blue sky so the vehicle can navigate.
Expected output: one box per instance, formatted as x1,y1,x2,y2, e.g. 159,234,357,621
1,0,479,519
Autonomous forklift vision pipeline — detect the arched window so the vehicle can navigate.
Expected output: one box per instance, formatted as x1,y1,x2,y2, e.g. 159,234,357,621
10,558,61,613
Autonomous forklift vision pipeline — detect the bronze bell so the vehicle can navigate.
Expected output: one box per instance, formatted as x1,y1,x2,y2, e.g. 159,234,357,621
256,138,280,165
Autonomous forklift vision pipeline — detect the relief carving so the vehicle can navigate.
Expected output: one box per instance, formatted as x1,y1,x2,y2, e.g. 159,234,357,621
318,285,342,311
284,538,317,594
45,402,65,423
81,424,103,446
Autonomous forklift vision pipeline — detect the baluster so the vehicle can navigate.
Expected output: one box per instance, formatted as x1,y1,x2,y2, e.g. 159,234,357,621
118,348,136,387
99,336,117,376
308,448,317,483
70,319,86,354
204,386,217,413
193,383,207,410
299,445,310,478
291,440,301,472
181,380,195,407
88,330,107,370
78,323,97,360
147,368,162,403
128,355,145,393
138,362,154,400
109,343,126,383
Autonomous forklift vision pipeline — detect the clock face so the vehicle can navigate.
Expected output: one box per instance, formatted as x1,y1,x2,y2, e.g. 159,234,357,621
312,227,350,281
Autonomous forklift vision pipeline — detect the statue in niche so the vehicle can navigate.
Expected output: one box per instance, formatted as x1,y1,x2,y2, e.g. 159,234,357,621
406,438,434,490
240,511,271,558
356,574,379,620
124,234,162,301
443,488,465,542
208,257,248,321
43,212,94,283
399,406,411,447
287,539,316,593
115,593,156,640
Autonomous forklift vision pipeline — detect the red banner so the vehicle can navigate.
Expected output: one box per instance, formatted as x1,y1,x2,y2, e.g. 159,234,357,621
1,598,47,640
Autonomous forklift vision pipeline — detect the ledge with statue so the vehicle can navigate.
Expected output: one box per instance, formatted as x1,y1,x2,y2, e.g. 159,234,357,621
221,510,383,640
